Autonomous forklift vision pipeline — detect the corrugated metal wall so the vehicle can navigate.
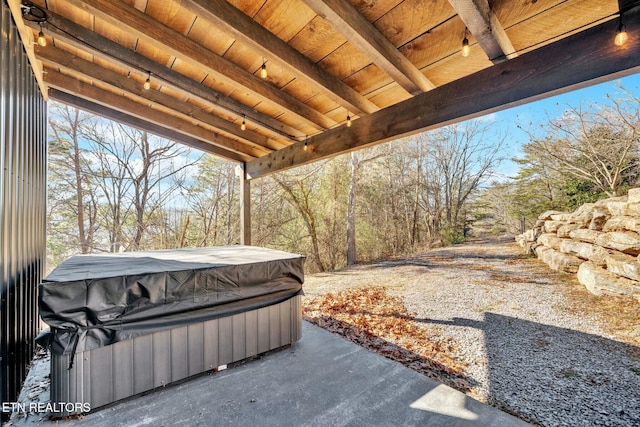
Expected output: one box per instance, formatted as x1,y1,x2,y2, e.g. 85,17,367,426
0,3,48,411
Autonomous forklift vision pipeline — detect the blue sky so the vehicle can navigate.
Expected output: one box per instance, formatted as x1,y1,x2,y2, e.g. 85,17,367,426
485,72,640,178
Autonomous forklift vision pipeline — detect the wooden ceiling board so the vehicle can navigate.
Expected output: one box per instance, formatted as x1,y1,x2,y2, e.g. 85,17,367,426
366,83,411,108
144,0,198,37
169,57,210,87
318,41,377,81
301,90,341,116
288,16,348,63
41,0,95,30
281,77,341,112
492,0,580,30
253,0,316,42
425,46,493,87
351,0,404,22
187,17,236,57
374,0,456,48
200,73,242,97
93,16,139,51
133,40,176,68
342,61,400,97
505,0,619,54
53,37,94,62
228,0,268,18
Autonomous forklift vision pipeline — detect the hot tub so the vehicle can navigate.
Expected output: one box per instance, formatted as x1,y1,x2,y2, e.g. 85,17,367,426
38,246,305,416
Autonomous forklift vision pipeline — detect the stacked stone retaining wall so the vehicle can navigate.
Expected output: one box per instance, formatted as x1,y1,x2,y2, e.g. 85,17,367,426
517,188,640,301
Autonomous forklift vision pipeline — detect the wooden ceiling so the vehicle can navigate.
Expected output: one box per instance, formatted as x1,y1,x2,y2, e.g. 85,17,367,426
10,0,640,179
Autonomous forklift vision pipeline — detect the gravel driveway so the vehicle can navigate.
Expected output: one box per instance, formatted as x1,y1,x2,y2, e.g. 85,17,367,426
303,237,640,427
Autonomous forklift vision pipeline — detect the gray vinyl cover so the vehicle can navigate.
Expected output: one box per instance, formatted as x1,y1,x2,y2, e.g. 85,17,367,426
39,246,305,356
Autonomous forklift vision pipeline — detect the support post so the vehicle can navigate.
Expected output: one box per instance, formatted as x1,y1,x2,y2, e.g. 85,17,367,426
239,163,251,246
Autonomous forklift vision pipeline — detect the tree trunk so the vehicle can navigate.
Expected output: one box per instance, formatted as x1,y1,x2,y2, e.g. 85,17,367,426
346,152,358,266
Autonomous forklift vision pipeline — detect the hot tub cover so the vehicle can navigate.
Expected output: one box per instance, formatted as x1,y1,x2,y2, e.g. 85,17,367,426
39,246,305,356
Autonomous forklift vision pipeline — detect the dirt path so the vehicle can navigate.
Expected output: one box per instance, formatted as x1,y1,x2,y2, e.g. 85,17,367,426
303,237,640,427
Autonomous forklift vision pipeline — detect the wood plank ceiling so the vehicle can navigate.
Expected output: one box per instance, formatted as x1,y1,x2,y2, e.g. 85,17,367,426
12,0,640,179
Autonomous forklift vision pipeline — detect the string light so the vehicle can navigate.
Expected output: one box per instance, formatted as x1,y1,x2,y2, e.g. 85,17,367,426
615,15,628,46
346,114,352,128
241,114,246,131
461,28,470,57
303,136,308,151
260,59,268,79
37,24,46,47
143,73,151,90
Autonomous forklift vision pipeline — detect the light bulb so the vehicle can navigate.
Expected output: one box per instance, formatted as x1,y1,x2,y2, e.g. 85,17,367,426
346,114,352,128
143,77,151,90
615,24,628,46
241,116,246,131
260,62,268,79
37,30,46,47
461,37,470,57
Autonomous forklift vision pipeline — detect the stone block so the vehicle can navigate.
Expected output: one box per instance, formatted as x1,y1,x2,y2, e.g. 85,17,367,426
538,247,583,273
557,223,583,238
577,261,640,298
544,220,566,234
595,195,626,207
606,251,640,282
550,213,572,221
568,203,595,226
627,188,640,203
569,229,602,244
559,240,609,266
538,210,564,220
537,233,563,250
603,216,640,234
595,231,640,255
606,201,640,217
606,201,628,216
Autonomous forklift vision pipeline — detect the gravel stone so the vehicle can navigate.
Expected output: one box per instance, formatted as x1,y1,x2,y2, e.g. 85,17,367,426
304,237,640,427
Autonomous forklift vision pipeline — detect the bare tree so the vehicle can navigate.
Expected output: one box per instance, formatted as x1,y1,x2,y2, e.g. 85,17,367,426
520,96,640,197
273,165,327,272
415,121,505,242
48,104,98,254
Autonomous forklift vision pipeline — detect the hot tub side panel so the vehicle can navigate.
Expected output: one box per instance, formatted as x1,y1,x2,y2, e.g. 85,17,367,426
50,295,302,415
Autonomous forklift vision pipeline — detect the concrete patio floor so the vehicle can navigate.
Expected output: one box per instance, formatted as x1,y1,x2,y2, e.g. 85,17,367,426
9,321,529,426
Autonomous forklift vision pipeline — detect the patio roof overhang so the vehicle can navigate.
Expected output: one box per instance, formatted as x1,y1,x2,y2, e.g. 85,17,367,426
8,0,640,180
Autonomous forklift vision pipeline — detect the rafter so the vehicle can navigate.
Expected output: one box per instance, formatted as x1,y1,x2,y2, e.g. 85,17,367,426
448,0,517,63
37,46,280,153
247,10,640,178
301,0,435,96
178,0,379,116
25,9,302,143
51,89,250,163
44,70,265,159
63,0,336,130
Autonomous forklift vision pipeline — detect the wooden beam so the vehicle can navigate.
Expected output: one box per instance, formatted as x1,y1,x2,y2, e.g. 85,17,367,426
44,70,261,160
246,11,640,179
301,0,435,95
448,0,517,63
26,9,302,142
64,0,335,130
179,0,378,116
49,89,249,162
238,163,251,246
36,46,279,153
7,0,48,99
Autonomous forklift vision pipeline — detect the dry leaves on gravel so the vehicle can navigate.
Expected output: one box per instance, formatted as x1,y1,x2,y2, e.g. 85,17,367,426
303,286,473,392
